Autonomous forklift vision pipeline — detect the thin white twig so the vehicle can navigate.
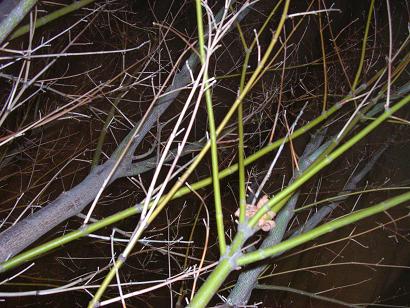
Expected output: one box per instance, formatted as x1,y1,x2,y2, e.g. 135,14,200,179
288,8,341,19
384,0,393,110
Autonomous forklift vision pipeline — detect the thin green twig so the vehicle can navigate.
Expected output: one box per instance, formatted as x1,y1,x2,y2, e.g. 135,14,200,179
239,190,410,265
351,0,375,92
195,0,226,255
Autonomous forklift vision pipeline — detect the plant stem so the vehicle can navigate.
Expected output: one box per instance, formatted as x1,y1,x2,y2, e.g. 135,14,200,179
248,92,410,226
351,0,375,92
239,190,410,265
0,103,339,273
189,2,291,306
188,231,248,307
235,0,283,222
318,1,328,113
237,41,250,223
195,0,226,255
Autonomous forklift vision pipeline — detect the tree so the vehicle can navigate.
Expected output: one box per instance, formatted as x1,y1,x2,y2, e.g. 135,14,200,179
0,0,409,306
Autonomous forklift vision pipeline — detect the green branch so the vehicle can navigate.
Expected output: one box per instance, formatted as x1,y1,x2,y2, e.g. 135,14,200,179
239,190,410,265
248,92,410,227
0,88,339,274
351,0,375,92
10,0,95,41
189,91,410,306
195,0,226,255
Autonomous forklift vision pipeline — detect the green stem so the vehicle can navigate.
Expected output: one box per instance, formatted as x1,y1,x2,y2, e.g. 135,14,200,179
295,186,410,212
239,190,410,265
195,0,226,255
235,0,283,222
249,93,410,227
91,103,118,168
189,2,291,306
188,259,233,307
189,231,248,307
237,48,250,222
0,103,339,273
318,4,328,113
89,259,122,307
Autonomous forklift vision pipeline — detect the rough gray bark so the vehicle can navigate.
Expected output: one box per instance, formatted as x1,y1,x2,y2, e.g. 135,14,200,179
0,139,204,263
0,162,117,262
0,0,37,44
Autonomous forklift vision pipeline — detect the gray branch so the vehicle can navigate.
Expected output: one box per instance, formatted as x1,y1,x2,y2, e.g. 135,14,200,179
226,136,388,306
0,42,199,263
227,130,329,306
225,82,410,306
0,0,37,44
0,138,204,262
124,141,203,177
0,1,249,263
